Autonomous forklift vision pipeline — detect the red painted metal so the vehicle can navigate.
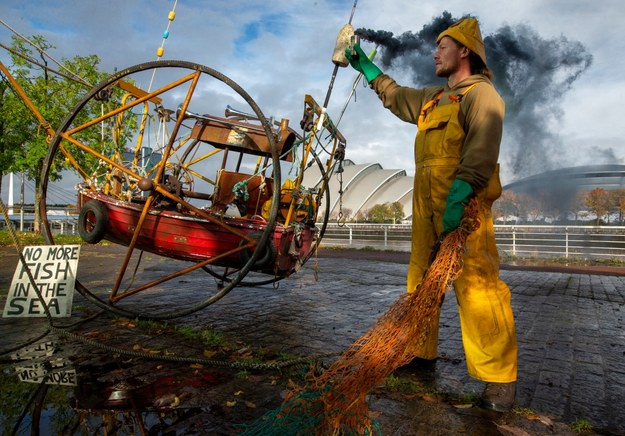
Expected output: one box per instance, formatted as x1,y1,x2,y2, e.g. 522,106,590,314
79,190,316,276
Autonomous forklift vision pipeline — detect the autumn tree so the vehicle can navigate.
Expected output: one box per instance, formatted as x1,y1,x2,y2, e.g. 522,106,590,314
567,191,588,223
584,188,611,225
493,190,520,223
609,189,625,224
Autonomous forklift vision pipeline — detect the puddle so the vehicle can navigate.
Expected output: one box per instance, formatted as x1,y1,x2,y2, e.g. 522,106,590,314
1,338,279,435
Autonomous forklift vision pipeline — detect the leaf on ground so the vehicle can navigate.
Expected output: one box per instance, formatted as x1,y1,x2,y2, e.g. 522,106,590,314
495,423,532,436
203,350,217,358
131,344,160,354
528,414,554,430
248,375,265,383
225,400,237,407
153,393,177,407
245,401,257,408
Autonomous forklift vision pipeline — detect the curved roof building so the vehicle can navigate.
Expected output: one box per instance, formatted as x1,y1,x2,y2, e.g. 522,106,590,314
302,162,625,222
503,164,625,212
503,164,625,193
302,160,415,221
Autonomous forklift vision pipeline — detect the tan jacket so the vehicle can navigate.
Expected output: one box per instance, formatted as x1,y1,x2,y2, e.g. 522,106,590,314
371,74,505,191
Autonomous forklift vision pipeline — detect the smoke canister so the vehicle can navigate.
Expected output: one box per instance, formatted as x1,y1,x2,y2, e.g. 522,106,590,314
350,34,360,58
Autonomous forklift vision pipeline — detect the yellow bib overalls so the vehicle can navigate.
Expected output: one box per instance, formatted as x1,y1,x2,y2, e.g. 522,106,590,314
407,85,518,382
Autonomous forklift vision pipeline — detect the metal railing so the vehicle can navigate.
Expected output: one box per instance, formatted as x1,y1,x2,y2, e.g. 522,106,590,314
1,206,78,235
4,208,625,261
318,223,625,260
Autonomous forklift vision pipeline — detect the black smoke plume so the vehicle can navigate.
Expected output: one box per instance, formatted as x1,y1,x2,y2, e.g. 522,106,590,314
355,11,594,180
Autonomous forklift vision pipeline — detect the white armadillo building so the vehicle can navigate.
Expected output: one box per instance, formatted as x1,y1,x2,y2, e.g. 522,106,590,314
302,159,414,221
301,162,625,222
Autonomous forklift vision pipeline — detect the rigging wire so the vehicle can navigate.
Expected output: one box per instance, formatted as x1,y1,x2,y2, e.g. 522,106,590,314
335,45,380,128
147,0,179,92
0,18,93,87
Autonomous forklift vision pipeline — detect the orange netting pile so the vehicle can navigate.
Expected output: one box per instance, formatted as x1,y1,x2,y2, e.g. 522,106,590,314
242,199,481,435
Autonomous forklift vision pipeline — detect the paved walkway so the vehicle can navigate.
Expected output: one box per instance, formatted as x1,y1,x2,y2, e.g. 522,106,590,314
1,246,625,433
176,255,625,433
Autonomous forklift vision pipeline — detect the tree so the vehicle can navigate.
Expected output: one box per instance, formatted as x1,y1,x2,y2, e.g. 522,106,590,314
364,202,404,223
609,189,625,224
569,191,589,223
355,210,368,222
584,188,611,225
368,203,390,223
389,201,404,223
493,190,520,223
0,35,110,231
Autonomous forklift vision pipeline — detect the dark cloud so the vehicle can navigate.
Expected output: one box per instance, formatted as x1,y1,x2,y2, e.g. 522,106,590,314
355,11,594,180
589,146,619,163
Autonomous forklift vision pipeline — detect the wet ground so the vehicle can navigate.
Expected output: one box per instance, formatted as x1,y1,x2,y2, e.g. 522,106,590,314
1,245,625,435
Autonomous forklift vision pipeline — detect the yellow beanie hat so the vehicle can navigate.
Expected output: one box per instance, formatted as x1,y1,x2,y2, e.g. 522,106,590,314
437,18,487,67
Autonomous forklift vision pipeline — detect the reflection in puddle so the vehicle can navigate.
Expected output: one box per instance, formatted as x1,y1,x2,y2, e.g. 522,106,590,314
3,338,237,435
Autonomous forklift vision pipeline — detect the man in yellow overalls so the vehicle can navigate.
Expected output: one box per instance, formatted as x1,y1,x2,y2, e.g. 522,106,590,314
346,17,518,412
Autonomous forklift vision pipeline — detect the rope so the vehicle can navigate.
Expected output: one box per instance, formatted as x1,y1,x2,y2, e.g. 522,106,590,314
148,0,178,92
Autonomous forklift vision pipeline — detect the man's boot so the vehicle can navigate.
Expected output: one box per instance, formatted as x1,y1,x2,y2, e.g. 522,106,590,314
481,382,516,412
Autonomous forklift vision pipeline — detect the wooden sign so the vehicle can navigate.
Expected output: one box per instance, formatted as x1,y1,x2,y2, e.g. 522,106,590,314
3,245,80,318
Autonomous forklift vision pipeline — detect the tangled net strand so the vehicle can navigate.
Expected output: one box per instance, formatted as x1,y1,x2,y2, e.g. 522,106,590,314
243,199,481,435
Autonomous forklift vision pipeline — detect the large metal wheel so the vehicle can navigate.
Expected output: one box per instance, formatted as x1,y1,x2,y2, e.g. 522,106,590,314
39,61,281,320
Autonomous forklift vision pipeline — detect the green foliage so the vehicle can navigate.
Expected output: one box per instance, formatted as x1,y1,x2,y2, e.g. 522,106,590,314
0,229,46,246
1,35,104,178
364,201,404,223
0,230,85,247
0,366,75,435
571,417,593,434
384,374,421,393
174,325,225,347
0,34,111,231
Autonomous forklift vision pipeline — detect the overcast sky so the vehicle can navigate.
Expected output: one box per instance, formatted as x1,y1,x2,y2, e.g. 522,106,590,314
1,0,624,205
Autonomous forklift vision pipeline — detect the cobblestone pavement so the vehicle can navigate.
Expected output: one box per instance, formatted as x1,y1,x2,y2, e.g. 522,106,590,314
1,246,625,434
176,255,625,433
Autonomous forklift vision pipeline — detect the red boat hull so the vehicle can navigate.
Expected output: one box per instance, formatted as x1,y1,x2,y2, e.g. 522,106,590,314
78,191,317,276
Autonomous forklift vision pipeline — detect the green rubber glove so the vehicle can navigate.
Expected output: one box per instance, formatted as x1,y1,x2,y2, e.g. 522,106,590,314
443,179,474,233
345,43,383,83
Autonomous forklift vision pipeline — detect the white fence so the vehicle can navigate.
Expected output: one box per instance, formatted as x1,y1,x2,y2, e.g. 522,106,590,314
4,209,625,261
319,223,625,261
1,208,78,234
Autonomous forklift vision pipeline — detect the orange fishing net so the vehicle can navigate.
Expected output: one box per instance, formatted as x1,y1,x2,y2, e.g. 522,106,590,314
243,199,481,435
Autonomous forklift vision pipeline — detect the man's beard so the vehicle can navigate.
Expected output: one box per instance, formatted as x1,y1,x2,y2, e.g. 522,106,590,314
435,65,452,78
